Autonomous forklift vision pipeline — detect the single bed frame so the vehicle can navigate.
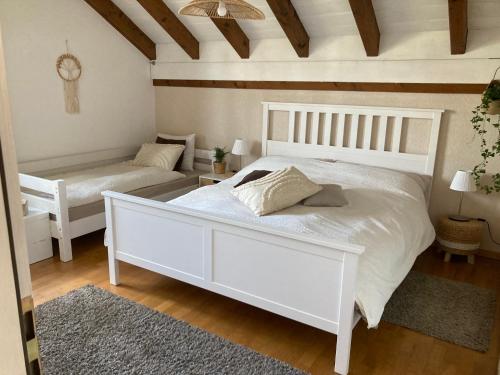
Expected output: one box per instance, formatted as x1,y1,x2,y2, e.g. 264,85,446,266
18,147,211,262
102,102,443,374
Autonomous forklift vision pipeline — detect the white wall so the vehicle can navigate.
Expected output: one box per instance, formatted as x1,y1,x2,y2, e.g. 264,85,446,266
152,29,500,82
0,0,155,162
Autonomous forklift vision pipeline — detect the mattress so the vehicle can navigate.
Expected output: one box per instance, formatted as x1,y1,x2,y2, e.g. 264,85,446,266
68,170,202,221
169,156,435,328
45,162,188,208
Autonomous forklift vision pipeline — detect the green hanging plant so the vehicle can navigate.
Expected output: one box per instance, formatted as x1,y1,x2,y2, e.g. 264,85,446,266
471,67,500,194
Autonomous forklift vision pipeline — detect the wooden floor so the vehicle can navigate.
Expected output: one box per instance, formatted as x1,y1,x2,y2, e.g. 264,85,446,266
30,230,500,375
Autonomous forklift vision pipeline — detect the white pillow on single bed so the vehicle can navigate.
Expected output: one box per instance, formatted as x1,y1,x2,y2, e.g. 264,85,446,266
131,143,185,171
231,166,322,216
157,133,195,171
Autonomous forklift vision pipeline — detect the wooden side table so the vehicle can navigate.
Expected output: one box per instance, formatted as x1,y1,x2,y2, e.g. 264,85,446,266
199,172,235,187
436,217,483,264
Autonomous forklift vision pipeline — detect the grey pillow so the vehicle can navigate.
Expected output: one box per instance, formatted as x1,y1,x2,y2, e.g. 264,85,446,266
302,184,348,207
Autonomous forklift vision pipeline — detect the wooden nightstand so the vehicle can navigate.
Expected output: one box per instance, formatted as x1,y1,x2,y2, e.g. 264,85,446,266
436,217,483,264
199,172,235,187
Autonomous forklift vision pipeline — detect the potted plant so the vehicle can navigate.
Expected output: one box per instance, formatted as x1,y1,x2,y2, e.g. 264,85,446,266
471,67,500,194
482,80,500,115
212,146,229,174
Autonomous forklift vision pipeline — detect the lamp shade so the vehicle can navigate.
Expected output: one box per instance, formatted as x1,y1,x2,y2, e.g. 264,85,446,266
232,139,249,156
179,0,265,20
450,170,476,192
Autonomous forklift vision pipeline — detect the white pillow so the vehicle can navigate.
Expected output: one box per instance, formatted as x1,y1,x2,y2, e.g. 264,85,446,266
157,133,195,171
231,166,322,216
131,143,185,171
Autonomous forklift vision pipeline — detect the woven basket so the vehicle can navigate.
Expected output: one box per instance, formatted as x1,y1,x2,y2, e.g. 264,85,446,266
484,75,500,115
179,0,265,20
486,99,500,115
437,217,483,245
213,161,226,174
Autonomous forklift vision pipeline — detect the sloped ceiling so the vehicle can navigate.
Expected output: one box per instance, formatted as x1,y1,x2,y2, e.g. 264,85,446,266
89,0,500,84
111,0,500,44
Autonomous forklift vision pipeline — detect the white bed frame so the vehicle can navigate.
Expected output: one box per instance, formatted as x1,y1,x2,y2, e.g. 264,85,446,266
102,102,443,374
18,147,211,262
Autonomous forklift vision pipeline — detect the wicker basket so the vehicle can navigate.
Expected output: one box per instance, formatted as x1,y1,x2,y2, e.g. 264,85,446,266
487,99,500,115
437,217,483,245
484,75,500,115
213,161,226,174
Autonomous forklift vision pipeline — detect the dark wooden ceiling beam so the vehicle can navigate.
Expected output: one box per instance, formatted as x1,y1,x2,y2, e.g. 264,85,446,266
84,0,156,60
153,79,486,94
448,0,468,54
137,0,199,59
348,0,380,57
211,18,250,59
265,0,309,58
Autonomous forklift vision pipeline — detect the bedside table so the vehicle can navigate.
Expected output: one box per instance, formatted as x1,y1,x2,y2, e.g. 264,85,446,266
199,172,235,187
24,208,53,264
436,217,483,264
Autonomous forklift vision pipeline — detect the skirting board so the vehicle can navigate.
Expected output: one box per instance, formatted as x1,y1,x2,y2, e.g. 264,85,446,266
153,80,487,94
478,249,500,261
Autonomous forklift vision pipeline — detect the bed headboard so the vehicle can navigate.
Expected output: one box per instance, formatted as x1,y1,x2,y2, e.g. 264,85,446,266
261,102,444,177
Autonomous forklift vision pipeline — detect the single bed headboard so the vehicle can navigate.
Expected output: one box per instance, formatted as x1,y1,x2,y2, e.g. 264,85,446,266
261,102,444,177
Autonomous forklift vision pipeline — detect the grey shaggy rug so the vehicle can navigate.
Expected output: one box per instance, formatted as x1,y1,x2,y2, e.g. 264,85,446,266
382,271,497,352
35,286,307,375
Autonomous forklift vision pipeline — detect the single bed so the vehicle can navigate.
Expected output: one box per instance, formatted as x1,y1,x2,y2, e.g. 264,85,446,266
19,148,210,262
102,102,443,374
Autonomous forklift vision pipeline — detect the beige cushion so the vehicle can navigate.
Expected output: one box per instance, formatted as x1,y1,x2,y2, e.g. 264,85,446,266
231,166,322,216
131,143,185,171
302,184,348,207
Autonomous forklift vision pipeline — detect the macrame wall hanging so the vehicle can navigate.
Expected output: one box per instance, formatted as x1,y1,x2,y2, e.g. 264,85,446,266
56,41,81,114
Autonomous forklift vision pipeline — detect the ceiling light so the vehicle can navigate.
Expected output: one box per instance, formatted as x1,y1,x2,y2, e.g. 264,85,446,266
179,0,265,20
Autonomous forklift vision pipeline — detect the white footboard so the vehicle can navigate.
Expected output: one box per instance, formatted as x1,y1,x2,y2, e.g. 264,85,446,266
19,173,72,262
103,191,365,374
19,172,200,264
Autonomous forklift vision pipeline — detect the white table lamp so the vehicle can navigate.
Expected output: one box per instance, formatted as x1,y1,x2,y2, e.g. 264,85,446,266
449,170,476,221
231,139,249,171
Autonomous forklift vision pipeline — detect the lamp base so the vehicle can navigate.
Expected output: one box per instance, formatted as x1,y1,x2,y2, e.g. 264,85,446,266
448,214,471,222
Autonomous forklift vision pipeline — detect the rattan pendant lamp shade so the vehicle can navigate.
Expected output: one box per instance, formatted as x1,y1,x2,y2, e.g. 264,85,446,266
179,0,265,20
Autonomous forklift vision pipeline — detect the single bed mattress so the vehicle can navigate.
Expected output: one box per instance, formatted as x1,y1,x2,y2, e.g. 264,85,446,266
168,156,435,328
67,170,202,221
45,162,186,208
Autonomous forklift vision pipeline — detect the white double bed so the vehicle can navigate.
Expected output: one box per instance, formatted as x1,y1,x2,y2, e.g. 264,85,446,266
102,102,443,374
171,156,435,328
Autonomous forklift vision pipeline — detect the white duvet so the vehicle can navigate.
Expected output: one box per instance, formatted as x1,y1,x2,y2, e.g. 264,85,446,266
169,156,435,328
48,162,185,208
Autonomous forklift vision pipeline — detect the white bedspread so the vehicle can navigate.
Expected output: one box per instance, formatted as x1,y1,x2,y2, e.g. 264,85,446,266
48,162,184,208
169,156,435,328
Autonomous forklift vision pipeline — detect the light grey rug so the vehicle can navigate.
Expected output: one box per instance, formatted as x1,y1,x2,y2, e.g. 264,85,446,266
382,271,496,352
35,286,307,375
